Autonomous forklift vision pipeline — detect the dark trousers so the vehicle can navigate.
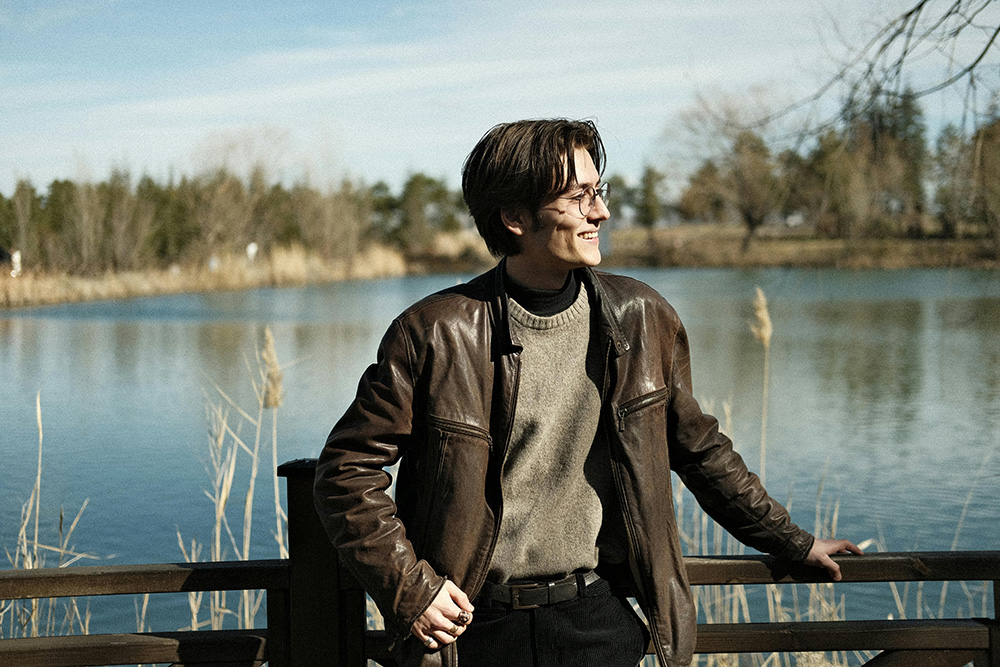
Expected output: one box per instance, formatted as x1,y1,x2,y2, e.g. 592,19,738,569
456,577,649,667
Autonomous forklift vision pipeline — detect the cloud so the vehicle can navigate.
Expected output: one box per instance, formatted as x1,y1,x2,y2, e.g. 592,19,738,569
0,0,123,31
1,0,965,195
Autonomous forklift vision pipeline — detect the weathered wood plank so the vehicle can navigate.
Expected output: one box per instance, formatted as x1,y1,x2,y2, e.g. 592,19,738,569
6,527,991,603
334,551,1000,590
3,458,995,667
685,552,1000,586
0,630,267,667
693,619,991,653
0,560,288,600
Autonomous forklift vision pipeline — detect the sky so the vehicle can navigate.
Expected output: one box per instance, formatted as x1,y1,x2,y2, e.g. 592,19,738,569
0,0,985,197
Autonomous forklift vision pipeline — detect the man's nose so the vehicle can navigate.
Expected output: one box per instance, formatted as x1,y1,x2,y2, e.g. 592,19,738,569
589,194,610,222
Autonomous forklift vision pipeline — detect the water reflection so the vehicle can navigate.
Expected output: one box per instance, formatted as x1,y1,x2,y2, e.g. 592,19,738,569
936,299,1000,406
1,268,998,631
809,300,923,442
624,267,1000,557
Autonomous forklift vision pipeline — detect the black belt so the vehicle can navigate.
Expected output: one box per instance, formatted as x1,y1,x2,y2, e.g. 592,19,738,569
485,571,601,610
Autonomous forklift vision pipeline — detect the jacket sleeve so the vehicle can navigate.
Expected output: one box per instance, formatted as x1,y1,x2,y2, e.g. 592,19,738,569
666,321,814,562
313,318,446,635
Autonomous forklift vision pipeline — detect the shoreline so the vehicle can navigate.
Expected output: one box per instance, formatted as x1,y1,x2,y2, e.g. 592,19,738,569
3,227,997,310
605,225,1000,271
0,244,412,310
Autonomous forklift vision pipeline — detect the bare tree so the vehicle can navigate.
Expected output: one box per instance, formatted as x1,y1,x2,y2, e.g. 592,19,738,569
934,124,977,237
674,95,792,247
727,132,786,249
104,170,154,270
327,180,367,261
972,118,1000,254
291,179,368,262
759,0,1000,135
12,180,36,265
70,180,102,273
189,169,254,258
847,1,996,105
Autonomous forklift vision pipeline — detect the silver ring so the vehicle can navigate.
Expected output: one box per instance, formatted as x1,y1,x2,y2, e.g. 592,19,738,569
457,611,472,624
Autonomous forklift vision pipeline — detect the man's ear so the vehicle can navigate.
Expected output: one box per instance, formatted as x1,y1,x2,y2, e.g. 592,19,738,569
500,208,530,236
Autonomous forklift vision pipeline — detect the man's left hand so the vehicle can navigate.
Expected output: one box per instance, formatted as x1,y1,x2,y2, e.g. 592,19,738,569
803,538,864,581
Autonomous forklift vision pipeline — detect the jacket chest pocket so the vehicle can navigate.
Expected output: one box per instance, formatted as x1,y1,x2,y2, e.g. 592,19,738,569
611,387,673,486
615,386,669,431
409,416,494,578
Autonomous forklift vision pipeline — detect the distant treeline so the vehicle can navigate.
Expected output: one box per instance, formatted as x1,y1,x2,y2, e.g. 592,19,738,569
2,90,999,274
678,92,1000,250
658,89,1000,254
0,167,469,274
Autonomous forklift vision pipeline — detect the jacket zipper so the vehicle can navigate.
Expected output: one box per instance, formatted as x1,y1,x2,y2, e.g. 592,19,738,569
616,386,669,431
426,415,493,447
605,360,667,662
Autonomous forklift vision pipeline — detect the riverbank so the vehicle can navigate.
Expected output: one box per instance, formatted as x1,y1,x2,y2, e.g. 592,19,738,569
605,224,1000,270
3,225,997,309
0,244,410,309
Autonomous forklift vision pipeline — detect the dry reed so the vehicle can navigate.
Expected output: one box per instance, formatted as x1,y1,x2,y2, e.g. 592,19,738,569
1,393,96,640
0,243,408,310
750,286,772,488
176,326,289,632
3,294,992,667
676,288,993,667
673,289,850,667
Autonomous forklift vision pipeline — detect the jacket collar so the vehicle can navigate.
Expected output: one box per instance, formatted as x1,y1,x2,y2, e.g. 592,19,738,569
581,266,630,357
487,259,522,353
487,259,630,358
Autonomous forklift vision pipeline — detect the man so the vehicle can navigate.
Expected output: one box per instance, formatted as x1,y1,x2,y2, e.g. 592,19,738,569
314,119,860,667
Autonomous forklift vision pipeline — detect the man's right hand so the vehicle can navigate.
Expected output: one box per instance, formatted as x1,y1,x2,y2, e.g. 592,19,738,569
411,580,475,651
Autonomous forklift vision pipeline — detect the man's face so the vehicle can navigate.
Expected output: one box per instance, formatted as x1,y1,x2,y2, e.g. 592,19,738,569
504,147,609,289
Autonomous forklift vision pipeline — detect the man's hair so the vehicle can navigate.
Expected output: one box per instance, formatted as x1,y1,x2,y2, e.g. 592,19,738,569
462,119,606,257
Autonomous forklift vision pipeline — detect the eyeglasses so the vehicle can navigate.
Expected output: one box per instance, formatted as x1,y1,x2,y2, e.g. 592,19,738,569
558,183,610,217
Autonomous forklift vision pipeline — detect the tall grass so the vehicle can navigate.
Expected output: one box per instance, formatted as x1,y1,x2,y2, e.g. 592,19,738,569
662,287,858,666
669,287,993,667
0,243,408,309
176,326,289,632
750,286,772,488
2,296,992,667
0,393,97,639
1,327,292,644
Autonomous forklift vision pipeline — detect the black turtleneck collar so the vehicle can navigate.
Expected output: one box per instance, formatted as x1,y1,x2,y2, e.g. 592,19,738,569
505,270,580,317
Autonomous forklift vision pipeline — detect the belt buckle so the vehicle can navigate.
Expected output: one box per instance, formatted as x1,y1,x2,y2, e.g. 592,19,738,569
509,582,545,610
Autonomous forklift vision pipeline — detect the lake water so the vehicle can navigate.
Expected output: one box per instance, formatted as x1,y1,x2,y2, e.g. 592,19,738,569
2,267,998,634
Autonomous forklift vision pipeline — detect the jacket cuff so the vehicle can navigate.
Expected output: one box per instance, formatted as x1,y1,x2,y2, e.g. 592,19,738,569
774,530,815,563
393,572,448,639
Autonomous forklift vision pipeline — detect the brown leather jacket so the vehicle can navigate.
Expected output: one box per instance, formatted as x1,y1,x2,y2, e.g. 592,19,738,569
314,263,814,667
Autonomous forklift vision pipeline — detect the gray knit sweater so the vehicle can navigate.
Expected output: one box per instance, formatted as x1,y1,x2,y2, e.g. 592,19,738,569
489,286,624,582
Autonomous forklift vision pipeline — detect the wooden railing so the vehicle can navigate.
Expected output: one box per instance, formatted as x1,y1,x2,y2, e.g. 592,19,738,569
0,458,996,666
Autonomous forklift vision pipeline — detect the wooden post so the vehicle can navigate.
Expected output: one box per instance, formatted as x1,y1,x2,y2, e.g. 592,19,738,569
280,458,347,667
266,583,291,667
